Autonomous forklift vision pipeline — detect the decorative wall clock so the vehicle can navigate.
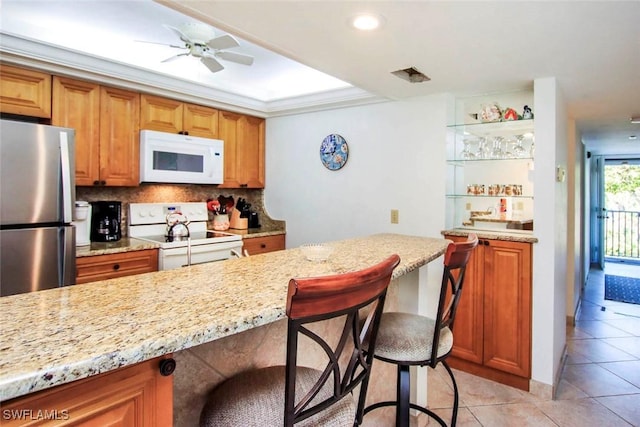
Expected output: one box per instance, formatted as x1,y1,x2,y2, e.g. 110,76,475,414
320,134,349,170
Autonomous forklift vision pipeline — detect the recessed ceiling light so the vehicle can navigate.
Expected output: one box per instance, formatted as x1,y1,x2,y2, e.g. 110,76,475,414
629,135,638,141
350,14,384,31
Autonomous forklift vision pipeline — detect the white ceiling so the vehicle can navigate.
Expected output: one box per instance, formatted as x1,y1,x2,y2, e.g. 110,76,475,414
1,0,639,156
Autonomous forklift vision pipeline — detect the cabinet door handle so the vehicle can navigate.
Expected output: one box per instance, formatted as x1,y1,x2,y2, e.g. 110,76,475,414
113,263,120,271
159,358,176,376
484,240,490,246
93,180,100,186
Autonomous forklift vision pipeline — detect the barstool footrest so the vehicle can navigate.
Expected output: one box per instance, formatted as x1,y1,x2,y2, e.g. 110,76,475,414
363,401,448,427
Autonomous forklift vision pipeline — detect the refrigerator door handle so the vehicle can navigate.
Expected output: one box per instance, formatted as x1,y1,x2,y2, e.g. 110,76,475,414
59,131,73,223
60,226,76,286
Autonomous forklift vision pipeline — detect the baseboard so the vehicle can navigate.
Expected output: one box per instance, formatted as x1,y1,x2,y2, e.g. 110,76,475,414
529,344,567,400
447,357,529,391
567,298,582,326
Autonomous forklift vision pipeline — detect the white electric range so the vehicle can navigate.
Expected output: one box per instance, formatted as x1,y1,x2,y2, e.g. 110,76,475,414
129,202,243,270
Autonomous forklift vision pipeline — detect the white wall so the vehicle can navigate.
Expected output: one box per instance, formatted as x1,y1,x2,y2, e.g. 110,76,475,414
532,77,568,389
263,95,448,248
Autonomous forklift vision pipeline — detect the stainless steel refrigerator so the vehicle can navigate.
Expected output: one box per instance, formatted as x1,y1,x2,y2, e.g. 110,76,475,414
1,119,76,296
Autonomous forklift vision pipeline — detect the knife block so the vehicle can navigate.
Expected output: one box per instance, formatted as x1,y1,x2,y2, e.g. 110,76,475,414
229,208,248,230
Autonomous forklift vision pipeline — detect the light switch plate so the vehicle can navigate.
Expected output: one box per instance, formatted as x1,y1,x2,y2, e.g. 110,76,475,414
390,209,399,224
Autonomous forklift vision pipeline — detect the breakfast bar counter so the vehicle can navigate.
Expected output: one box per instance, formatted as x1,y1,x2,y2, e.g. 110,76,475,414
1,233,449,424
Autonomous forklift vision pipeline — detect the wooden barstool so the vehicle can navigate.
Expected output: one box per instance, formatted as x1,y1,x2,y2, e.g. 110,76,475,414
359,235,478,427
200,254,401,427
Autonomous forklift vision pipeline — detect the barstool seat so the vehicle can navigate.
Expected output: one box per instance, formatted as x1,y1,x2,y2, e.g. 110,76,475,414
374,312,453,363
201,366,356,427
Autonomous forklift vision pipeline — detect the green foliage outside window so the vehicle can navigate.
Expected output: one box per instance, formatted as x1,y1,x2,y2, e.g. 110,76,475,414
605,164,640,258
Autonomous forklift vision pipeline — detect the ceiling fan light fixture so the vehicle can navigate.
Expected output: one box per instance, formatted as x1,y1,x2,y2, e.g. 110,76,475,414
349,13,384,31
392,67,431,83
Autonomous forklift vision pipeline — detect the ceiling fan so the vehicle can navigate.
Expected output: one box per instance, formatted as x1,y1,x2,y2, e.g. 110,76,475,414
149,22,254,73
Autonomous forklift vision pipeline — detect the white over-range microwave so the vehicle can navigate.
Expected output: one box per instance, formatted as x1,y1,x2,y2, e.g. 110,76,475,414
140,130,224,184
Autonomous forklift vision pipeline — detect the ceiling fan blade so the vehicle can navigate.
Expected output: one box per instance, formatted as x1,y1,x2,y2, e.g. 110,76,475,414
216,51,254,66
201,56,225,73
135,40,183,49
164,24,190,42
206,34,239,50
161,53,189,63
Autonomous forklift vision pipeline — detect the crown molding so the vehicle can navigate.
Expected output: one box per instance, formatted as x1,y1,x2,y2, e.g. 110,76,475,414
0,32,386,117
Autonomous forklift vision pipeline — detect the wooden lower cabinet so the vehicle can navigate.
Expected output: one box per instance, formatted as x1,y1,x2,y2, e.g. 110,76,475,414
445,235,532,390
76,249,158,284
1,356,173,426
243,234,285,255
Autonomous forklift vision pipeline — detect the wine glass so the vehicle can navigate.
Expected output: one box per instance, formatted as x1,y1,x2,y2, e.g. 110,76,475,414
513,135,526,158
490,136,504,159
460,138,476,160
529,135,535,158
476,137,489,159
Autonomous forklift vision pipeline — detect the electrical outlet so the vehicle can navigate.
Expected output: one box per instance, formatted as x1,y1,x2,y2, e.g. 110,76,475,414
390,209,399,224
465,203,471,210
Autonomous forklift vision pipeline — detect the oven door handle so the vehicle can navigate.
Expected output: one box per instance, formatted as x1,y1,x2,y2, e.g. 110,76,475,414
186,237,192,267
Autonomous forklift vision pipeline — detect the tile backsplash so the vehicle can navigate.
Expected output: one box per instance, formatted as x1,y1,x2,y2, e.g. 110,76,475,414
76,184,270,237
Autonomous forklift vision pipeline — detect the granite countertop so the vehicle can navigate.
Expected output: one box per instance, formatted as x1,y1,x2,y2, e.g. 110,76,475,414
442,228,538,243
75,238,160,258
76,225,286,258
0,233,448,401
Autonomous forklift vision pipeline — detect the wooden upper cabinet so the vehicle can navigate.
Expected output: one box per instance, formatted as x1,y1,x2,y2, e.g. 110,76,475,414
52,77,139,186
0,63,52,118
52,77,100,186
183,102,219,138
100,86,140,186
140,94,183,134
140,94,218,138
218,110,265,188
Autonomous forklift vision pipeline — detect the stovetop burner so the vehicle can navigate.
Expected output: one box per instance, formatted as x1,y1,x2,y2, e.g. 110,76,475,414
135,230,242,249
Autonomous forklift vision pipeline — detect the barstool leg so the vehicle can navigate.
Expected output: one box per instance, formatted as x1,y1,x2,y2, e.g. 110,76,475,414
397,364,410,427
442,361,459,427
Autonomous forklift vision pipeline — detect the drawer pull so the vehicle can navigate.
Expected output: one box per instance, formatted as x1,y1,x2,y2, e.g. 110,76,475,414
113,264,120,271
260,244,266,248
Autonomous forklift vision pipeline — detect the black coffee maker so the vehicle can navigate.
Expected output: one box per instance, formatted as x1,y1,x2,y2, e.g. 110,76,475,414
90,201,122,242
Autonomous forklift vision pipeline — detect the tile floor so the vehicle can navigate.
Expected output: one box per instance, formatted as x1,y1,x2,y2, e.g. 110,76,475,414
366,262,640,426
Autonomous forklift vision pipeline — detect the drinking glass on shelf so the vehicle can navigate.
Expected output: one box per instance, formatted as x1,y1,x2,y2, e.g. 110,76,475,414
460,138,476,160
513,134,526,158
490,136,504,159
476,137,489,159
529,135,535,158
